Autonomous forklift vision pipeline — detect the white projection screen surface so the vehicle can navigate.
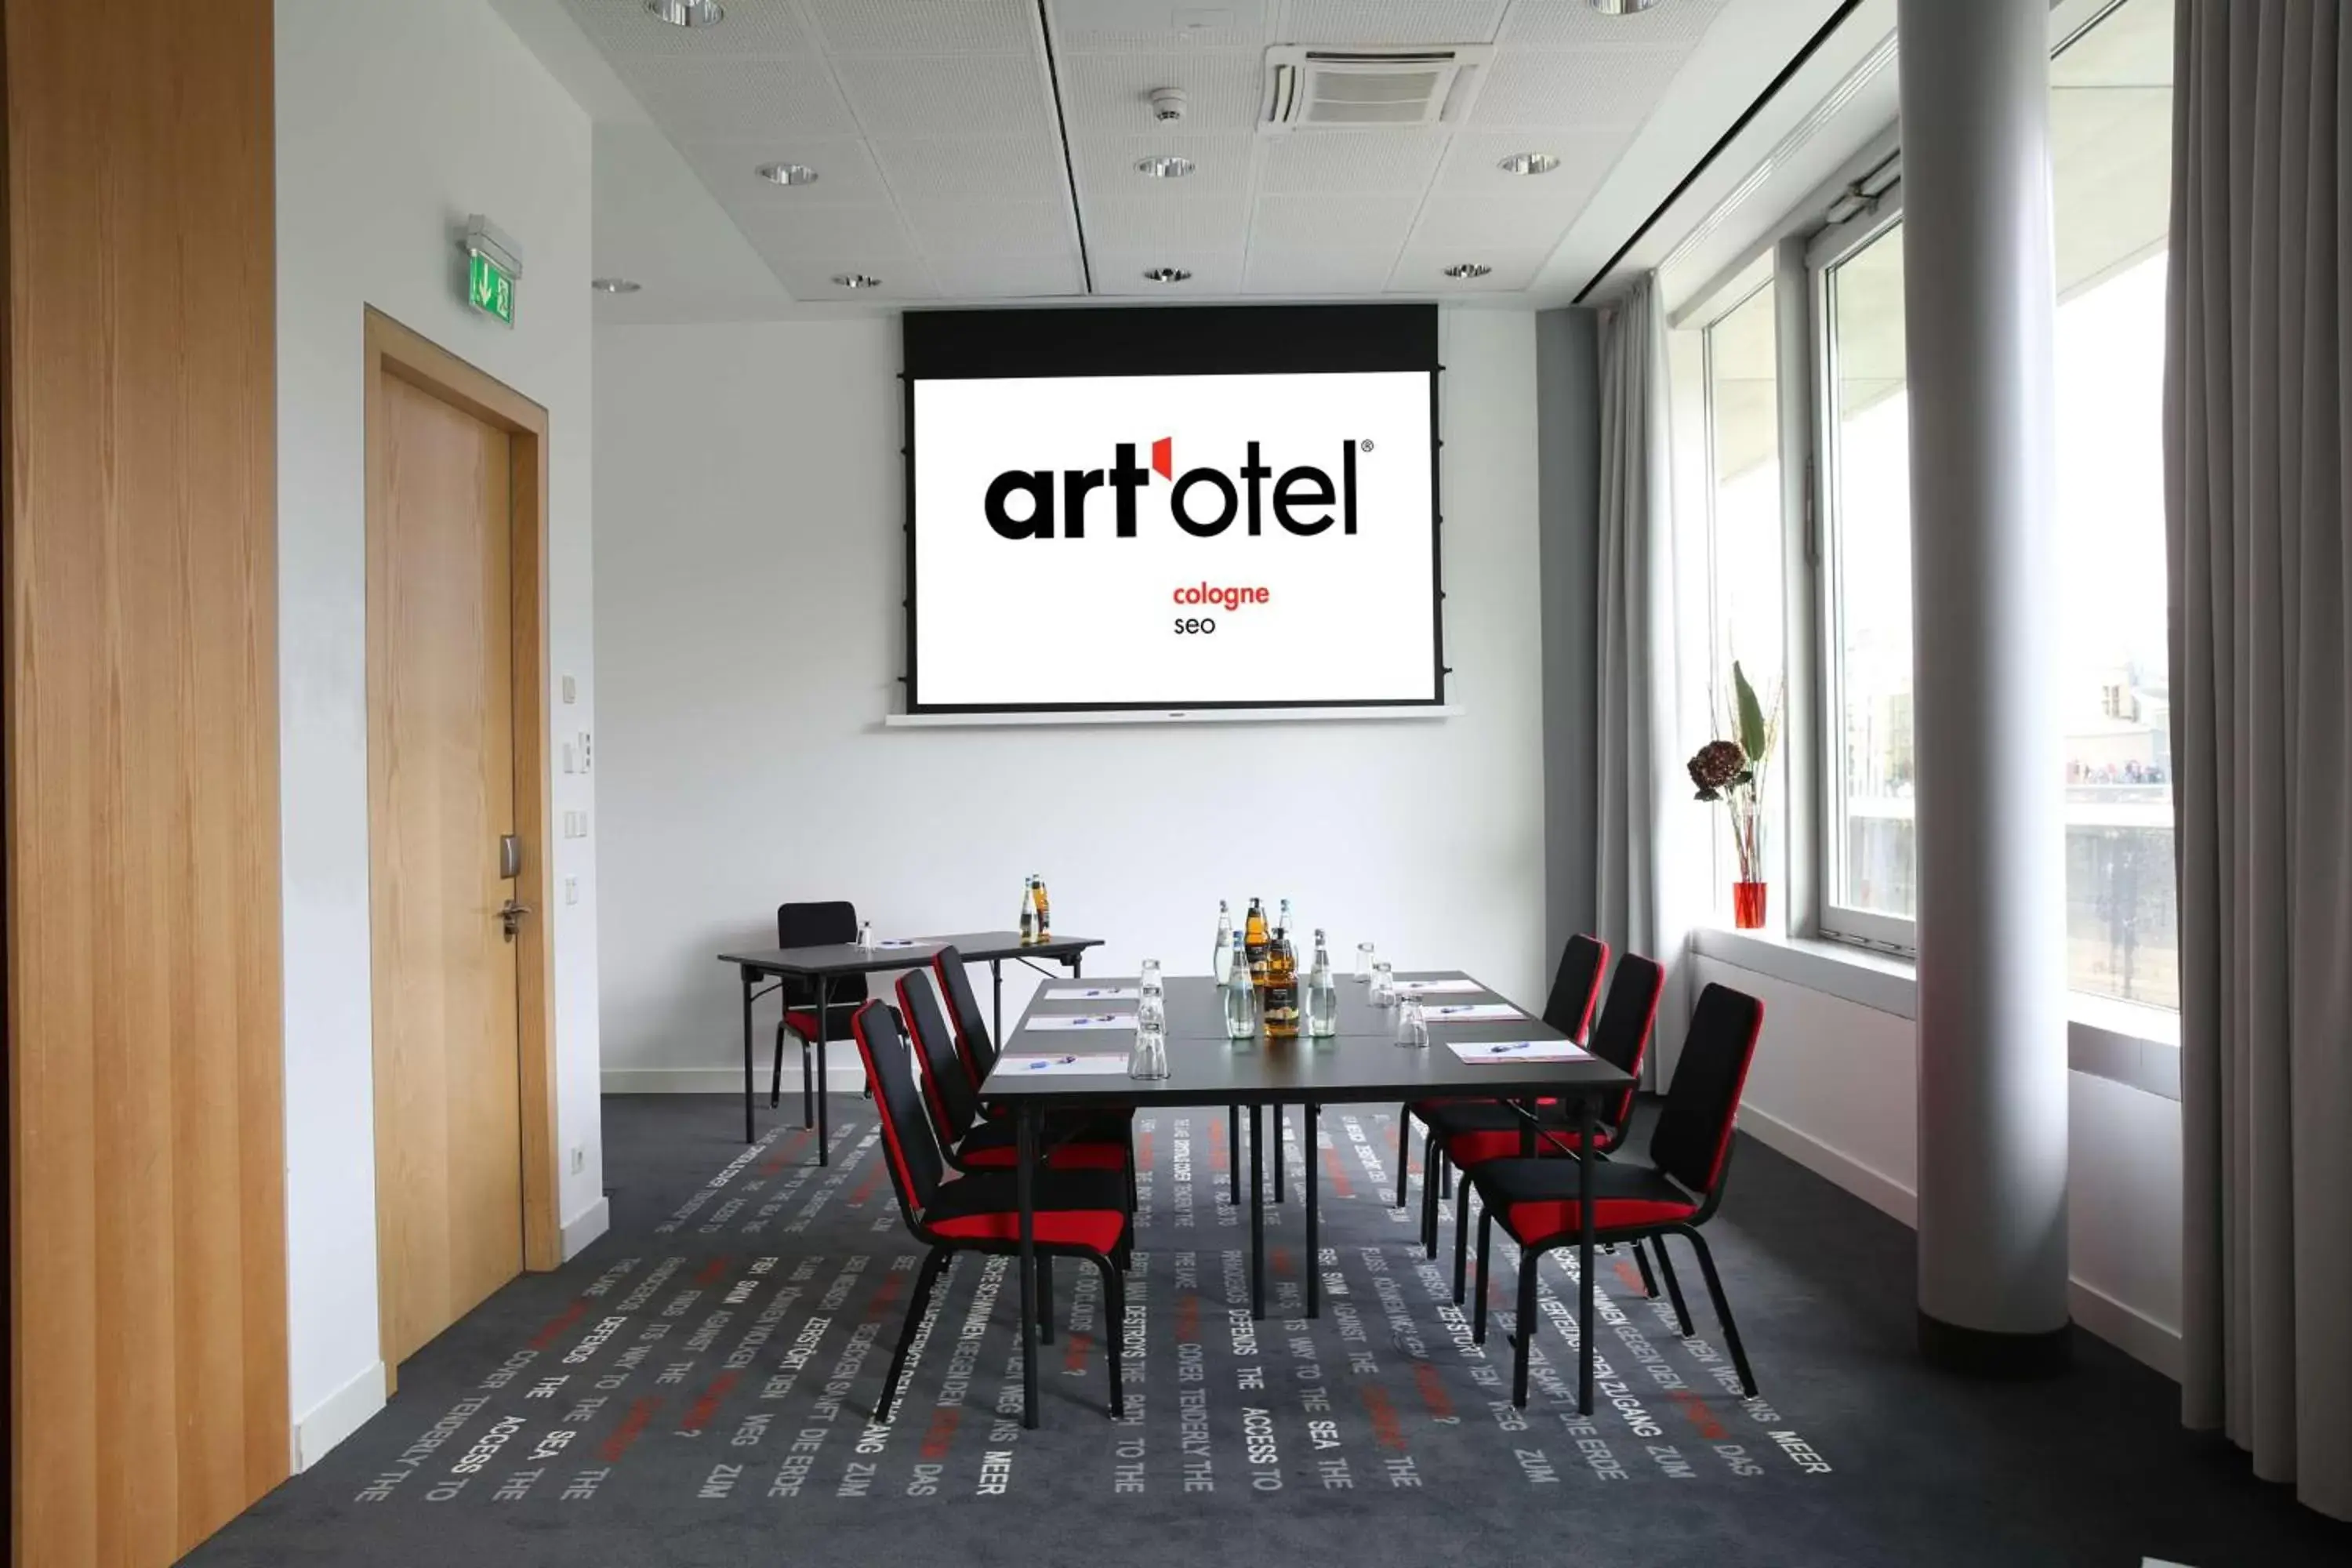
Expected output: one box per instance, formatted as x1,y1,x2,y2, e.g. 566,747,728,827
902,305,1443,715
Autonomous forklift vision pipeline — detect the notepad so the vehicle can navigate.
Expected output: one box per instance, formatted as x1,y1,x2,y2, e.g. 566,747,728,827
1393,978,1484,995
1421,1002,1526,1022
1025,1012,1138,1031
1446,1040,1593,1064
996,1054,1130,1076
869,938,926,949
1043,985,1141,1000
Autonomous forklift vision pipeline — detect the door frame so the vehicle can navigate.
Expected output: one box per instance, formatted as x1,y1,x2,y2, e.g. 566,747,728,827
363,307,562,1327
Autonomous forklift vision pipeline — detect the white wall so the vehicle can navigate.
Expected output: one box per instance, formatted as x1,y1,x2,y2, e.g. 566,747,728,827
277,0,604,1464
1693,953,2186,1377
593,308,1547,1087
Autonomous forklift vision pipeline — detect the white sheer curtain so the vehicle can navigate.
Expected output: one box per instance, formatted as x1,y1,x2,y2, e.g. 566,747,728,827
1595,276,1702,1072
2166,0,2352,1523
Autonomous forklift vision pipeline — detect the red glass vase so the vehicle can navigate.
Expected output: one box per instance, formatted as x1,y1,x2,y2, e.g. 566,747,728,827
1731,880,1769,931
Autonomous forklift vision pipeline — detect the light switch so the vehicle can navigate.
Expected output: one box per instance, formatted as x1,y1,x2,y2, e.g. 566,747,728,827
561,742,577,775
564,876,579,906
561,673,577,705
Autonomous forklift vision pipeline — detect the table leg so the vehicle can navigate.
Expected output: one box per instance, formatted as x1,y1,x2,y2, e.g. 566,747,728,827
1069,952,1083,978
739,968,755,1145
1272,1103,1284,1204
1305,1103,1319,1319
991,960,1004,1051
1018,1106,1040,1430
1578,1092,1596,1416
815,975,830,1167
1249,1104,1265,1320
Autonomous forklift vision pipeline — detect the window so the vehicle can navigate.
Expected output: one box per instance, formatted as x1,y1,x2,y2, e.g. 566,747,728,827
1700,280,1785,907
1816,218,1915,946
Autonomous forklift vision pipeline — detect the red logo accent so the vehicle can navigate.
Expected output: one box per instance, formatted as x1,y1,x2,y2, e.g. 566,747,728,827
1151,436,1172,481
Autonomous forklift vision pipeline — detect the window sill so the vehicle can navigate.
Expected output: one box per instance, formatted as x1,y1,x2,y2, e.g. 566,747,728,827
1688,924,2180,1102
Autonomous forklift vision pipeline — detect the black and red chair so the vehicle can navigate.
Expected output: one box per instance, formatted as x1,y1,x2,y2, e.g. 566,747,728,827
1468,981,1765,1408
1432,951,1665,1302
1396,933,1611,1247
924,946,1134,1149
849,999,1130,1423
771,899,866,1123
895,970,1132,1181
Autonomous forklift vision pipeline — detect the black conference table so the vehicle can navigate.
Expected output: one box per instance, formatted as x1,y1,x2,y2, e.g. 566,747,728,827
716,931,1101,1155
984,971,1632,1428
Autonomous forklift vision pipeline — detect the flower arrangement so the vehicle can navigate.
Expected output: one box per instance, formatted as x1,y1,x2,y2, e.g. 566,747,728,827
1688,662,1783,916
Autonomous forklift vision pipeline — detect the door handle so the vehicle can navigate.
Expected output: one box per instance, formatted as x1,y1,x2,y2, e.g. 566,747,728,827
499,833,523,880
499,898,532,941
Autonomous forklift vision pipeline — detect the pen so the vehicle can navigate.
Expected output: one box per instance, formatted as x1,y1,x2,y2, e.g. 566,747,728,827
1025,1055,1079,1069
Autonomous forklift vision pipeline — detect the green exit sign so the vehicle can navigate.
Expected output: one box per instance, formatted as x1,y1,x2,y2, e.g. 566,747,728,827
467,249,516,326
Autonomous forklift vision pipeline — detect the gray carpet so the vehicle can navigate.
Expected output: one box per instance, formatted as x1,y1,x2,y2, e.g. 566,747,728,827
187,1094,2352,1567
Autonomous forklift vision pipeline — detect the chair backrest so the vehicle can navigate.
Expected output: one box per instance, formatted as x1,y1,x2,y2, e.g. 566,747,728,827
1588,952,1665,1130
777,900,869,1008
1541,933,1610,1041
1647,982,1765,1197
848,1000,944,1219
896,971,982,1148
930,947,996,1082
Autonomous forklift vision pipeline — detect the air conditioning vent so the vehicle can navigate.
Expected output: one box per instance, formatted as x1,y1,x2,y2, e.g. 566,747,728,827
1261,45,1494,132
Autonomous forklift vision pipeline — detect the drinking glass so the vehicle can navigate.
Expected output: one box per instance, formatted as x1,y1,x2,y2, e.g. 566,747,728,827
1369,960,1396,1007
1394,996,1428,1049
1355,942,1377,983
1128,1021,1171,1080
857,920,876,951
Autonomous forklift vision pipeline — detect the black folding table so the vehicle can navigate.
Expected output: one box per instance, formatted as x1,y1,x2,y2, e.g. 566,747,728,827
717,931,1101,1156
983,971,1631,1428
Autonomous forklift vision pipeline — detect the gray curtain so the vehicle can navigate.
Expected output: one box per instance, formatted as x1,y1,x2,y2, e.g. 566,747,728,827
2166,0,2352,1523
1595,276,1696,1071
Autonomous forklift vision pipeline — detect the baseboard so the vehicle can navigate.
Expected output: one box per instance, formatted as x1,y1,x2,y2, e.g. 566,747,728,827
561,1196,611,1261
2069,1277,2183,1380
602,1063,870,1094
1738,1106,2186,1381
1738,1103,1918,1225
294,1359,386,1472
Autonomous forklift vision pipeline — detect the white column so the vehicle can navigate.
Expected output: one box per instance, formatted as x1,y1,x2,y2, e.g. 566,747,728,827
1896,0,2072,1371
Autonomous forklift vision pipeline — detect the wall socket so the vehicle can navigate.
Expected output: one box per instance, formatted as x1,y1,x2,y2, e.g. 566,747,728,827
563,810,588,839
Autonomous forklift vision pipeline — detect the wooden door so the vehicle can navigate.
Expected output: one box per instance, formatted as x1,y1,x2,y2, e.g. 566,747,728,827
368,371,525,1370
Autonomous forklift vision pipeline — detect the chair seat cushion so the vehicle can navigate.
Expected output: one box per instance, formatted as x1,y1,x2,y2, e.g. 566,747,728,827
954,1118,1128,1172
1421,1102,1587,1168
920,1169,1131,1254
1470,1156,1698,1244
782,1004,862,1042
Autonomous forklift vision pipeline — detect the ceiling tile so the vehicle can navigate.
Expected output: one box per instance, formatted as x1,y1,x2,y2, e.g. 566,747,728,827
1250,191,1421,250
802,0,1038,54
622,54,861,138
868,136,1074,203
1430,128,1617,198
1276,0,1511,46
1392,241,1546,290
927,252,1087,298
676,136,895,205
1257,126,1447,194
903,198,1077,255
561,0,817,57
1057,49,1267,132
1499,0,1731,49
733,201,923,258
1050,0,1272,53
1407,193,1581,251
1083,193,1255,250
831,52,1058,137
1069,131,1260,198
1243,245,1400,294
1089,247,1249,294
774,260,941,299
1468,45,1692,129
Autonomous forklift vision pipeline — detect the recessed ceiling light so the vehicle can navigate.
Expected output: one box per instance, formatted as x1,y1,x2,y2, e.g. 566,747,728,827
1136,155,1196,179
1497,151,1559,176
1587,0,1659,13
591,278,641,294
832,274,881,290
757,162,818,187
1442,263,1493,280
644,0,724,25
1142,267,1192,284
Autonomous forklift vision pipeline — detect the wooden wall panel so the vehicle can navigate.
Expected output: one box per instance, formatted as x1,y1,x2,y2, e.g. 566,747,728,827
4,2,288,1564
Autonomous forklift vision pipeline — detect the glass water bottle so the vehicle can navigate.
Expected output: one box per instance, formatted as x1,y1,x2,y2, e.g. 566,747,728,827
1305,929,1340,1038
1211,901,1234,983
1223,931,1258,1039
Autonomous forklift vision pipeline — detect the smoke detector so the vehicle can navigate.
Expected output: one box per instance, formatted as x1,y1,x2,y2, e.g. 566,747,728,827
1149,86,1189,123
1260,45,1494,131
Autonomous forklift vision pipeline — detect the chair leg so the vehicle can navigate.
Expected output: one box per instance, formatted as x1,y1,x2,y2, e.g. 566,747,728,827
1451,1167,1473,1305
877,1247,948,1421
1679,1227,1757,1398
800,1041,815,1128
1395,1106,1411,1209
1633,1236,1661,1300
1039,1256,1054,1345
1421,1145,1446,1257
771,1020,786,1109
1472,1209,1494,1345
1099,1256,1127,1420
1512,1243,1539,1408
1651,1232,1696,1338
